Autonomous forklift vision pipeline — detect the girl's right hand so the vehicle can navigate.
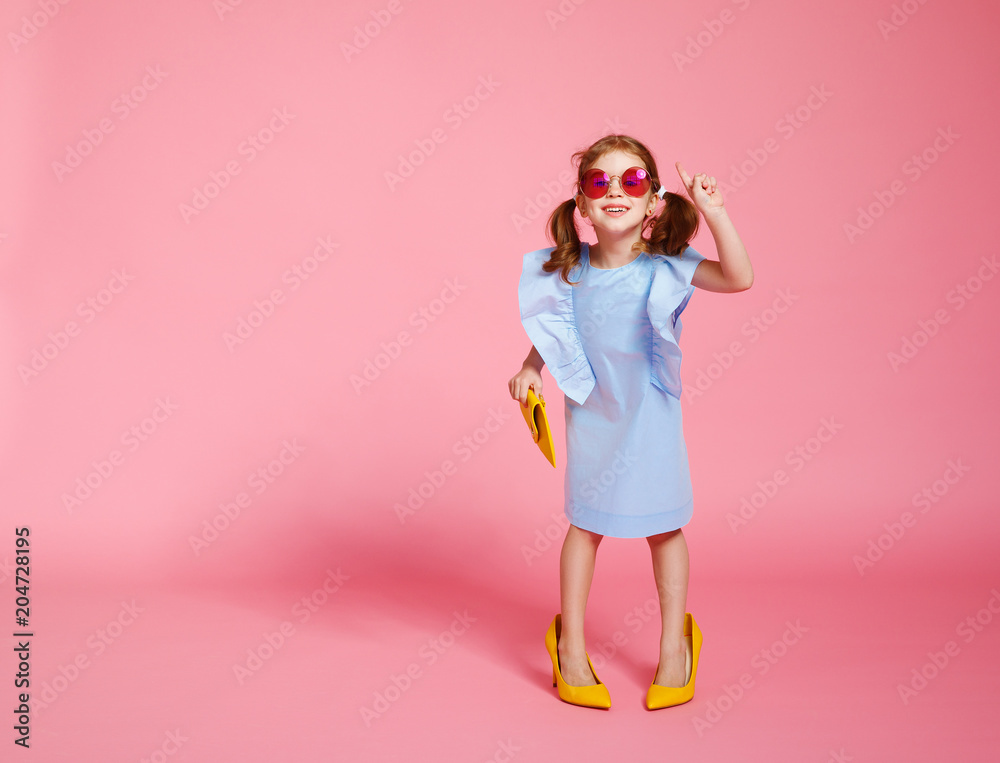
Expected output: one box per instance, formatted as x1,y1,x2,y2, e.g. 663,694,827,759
508,365,543,408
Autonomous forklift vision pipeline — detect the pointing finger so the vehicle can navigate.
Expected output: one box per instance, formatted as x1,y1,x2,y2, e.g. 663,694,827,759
675,161,692,187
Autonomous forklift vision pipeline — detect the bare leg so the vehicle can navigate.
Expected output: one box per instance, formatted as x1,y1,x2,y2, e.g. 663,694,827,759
647,528,690,687
557,523,603,686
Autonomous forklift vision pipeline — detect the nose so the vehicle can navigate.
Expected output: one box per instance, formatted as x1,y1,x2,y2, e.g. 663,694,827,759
606,176,625,196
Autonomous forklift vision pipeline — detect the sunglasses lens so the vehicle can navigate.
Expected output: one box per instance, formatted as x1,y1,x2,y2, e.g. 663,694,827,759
622,167,650,197
580,167,651,198
581,169,610,199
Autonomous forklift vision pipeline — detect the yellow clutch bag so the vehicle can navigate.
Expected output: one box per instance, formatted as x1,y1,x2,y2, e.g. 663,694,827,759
520,387,556,468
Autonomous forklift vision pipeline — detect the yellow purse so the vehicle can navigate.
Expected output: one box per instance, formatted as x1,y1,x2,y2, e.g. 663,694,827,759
520,387,556,468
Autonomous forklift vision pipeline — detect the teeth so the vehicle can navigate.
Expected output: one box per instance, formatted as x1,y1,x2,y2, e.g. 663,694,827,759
605,207,626,212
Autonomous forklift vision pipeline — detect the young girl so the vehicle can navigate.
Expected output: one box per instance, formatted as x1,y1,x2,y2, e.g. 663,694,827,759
508,134,752,710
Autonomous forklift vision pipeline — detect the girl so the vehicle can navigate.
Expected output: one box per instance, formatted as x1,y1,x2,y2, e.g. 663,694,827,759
508,134,753,710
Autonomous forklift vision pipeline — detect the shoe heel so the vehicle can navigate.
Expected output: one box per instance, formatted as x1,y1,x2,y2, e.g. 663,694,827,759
552,667,557,687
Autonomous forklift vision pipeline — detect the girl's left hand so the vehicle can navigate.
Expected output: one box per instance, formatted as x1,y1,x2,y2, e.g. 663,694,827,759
675,162,725,215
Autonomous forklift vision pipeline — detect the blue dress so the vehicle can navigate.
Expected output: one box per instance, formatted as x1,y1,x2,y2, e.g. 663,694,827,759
518,241,706,538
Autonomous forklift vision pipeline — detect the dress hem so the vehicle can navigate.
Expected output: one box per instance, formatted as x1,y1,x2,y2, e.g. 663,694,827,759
565,497,693,538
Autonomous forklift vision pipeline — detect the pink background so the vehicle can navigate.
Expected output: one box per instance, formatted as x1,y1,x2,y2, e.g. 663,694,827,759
2,0,998,759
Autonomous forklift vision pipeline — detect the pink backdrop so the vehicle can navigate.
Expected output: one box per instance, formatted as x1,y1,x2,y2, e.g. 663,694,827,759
3,0,999,760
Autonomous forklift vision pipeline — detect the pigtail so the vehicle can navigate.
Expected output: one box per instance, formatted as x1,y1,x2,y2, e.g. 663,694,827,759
544,197,585,286
646,189,699,257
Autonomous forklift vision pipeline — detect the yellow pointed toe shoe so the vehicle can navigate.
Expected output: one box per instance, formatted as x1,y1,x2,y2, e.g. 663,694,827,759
646,612,702,710
544,614,611,709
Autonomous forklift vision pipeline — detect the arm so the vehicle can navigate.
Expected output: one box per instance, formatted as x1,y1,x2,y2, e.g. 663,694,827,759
691,207,754,293
523,344,545,372
675,161,754,293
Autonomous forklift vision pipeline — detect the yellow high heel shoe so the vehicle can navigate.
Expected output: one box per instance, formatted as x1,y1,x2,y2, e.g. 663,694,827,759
646,612,702,710
544,614,611,709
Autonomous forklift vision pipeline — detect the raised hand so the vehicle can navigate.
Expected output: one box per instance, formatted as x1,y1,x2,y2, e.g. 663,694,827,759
675,161,725,214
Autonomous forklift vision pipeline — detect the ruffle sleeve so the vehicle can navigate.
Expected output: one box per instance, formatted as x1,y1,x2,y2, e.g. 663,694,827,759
518,247,596,406
646,245,707,400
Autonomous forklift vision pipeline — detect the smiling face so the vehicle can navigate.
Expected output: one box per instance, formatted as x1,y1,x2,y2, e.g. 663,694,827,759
575,149,658,235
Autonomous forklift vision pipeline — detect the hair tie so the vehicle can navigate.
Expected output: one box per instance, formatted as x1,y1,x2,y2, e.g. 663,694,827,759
656,186,668,200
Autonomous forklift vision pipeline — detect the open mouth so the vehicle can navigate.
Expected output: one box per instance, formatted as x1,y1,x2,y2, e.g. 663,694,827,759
602,206,629,216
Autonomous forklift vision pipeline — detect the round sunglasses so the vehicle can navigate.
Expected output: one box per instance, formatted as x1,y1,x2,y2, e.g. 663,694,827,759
579,166,652,199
